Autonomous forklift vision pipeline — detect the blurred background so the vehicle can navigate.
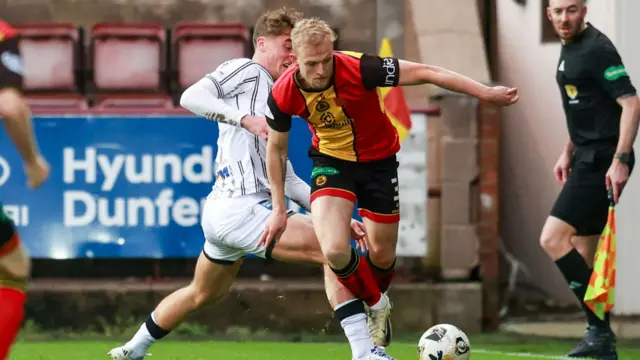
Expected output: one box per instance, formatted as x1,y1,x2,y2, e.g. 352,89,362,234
2,0,640,357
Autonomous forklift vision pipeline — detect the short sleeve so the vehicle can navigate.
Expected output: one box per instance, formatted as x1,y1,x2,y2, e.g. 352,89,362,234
589,43,636,100
204,60,259,98
266,92,292,132
359,54,400,90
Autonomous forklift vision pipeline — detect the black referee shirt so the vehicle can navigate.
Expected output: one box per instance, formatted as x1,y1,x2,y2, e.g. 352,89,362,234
556,23,637,148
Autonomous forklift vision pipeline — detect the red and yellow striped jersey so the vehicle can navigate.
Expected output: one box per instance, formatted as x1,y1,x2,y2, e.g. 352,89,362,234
266,51,401,162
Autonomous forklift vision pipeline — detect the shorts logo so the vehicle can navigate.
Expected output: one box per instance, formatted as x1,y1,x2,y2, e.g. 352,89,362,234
565,85,578,99
315,175,327,186
1,51,23,76
311,166,339,179
604,65,627,81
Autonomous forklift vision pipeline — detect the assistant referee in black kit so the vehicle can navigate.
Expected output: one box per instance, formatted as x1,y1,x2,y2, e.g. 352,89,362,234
539,1,640,360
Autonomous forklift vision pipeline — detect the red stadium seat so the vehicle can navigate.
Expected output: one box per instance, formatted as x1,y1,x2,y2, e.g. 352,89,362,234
93,94,174,110
90,23,167,93
172,23,249,91
14,23,79,92
25,94,89,113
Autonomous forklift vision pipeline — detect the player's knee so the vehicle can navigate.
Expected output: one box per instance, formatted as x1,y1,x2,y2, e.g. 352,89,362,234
321,241,352,270
367,246,395,269
539,221,573,254
187,282,230,309
0,88,27,120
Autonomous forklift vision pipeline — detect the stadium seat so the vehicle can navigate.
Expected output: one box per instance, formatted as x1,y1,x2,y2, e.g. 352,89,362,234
93,94,174,110
89,23,167,93
172,23,249,92
25,94,89,112
14,23,80,93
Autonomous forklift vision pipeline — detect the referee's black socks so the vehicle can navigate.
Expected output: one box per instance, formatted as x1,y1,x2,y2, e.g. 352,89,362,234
555,248,610,330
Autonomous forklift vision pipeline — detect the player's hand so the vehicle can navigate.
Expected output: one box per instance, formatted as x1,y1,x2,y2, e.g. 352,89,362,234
606,159,629,204
554,150,572,184
24,155,50,189
259,211,288,248
241,115,269,140
350,220,368,252
485,86,519,107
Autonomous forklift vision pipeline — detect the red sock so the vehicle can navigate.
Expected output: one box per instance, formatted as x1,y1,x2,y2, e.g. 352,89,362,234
0,287,26,360
367,254,396,293
331,249,382,306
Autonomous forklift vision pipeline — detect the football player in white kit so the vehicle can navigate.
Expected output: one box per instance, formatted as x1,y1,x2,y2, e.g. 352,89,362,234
107,8,396,360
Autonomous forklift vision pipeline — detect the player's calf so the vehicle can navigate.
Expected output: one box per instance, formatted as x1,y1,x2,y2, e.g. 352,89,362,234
110,253,241,359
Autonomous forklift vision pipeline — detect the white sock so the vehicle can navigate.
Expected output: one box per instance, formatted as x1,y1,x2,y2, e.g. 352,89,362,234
336,300,374,359
369,293,388,311
125,314,160,357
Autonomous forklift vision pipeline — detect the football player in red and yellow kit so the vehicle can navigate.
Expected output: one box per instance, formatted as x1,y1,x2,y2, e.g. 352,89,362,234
261,18,518,347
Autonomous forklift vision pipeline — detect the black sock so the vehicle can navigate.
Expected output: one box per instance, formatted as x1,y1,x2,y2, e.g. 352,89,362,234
334,299,366,322
555,249,610,329
145,313,171,340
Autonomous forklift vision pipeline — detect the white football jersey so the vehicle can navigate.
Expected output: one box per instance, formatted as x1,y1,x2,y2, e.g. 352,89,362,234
202,58,274,199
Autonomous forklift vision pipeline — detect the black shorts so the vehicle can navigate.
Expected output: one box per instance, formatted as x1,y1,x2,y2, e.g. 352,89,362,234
309,153,400,223
550,147,635,236
0,37,24,90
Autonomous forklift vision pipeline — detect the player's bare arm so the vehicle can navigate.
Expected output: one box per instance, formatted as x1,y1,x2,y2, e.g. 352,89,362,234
396,59,519,107
555,139,575,184
260,127,290,246
0,89,49,189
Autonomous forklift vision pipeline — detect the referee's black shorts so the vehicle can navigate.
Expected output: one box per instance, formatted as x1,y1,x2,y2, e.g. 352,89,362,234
550,146,635,236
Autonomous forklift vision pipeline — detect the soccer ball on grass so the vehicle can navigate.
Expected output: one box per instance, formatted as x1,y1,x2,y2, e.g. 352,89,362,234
417,324,471,360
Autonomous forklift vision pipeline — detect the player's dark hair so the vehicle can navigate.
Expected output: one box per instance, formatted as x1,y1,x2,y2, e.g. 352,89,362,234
253,7,303,45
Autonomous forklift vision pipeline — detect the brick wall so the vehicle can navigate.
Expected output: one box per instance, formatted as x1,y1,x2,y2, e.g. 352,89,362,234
429,93,501,330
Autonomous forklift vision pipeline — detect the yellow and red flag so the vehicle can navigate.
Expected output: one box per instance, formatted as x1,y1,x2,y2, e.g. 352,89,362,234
584,197,617,320
377,38,412,142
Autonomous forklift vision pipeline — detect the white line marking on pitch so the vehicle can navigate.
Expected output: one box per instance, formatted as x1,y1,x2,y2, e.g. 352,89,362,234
475,349,571,359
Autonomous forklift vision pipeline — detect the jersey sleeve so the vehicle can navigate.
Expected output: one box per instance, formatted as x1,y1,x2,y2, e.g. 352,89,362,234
359,54,400,90
266,92,293,132
204,59,260,98
589,43,637,100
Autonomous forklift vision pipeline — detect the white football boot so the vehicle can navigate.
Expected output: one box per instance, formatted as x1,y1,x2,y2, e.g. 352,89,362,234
107,345,147,360
355,346,397,360
366,292,393,347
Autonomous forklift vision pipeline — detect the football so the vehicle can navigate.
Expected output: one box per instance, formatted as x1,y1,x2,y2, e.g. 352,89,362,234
417,324,471,360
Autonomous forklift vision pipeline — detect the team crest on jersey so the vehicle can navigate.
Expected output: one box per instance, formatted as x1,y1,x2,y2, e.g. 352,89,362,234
315,175,327,186
564,85,579,103
316,100,330,112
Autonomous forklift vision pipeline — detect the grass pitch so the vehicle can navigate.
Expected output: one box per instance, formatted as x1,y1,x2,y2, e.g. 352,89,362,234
9,339,640,360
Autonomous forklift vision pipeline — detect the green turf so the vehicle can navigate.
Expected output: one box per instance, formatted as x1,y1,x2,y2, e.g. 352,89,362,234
8,340,640,360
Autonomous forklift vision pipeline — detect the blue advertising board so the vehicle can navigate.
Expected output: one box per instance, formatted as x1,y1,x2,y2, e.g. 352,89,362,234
0,115,348,259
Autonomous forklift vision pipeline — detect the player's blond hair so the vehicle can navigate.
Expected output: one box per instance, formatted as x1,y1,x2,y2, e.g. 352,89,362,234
291,18,337,53
253,7,303,45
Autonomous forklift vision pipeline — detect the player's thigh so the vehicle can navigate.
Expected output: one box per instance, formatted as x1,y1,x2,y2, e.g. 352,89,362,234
355,156,400,251
0,205,29,280
269,213,326,265
311,195,356,259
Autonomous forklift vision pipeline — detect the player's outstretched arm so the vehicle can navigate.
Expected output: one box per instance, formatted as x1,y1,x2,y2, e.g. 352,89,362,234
397,60,518,106
0,89,49,189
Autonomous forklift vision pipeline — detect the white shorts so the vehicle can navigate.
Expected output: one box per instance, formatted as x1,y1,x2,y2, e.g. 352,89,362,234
201,192,295,263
